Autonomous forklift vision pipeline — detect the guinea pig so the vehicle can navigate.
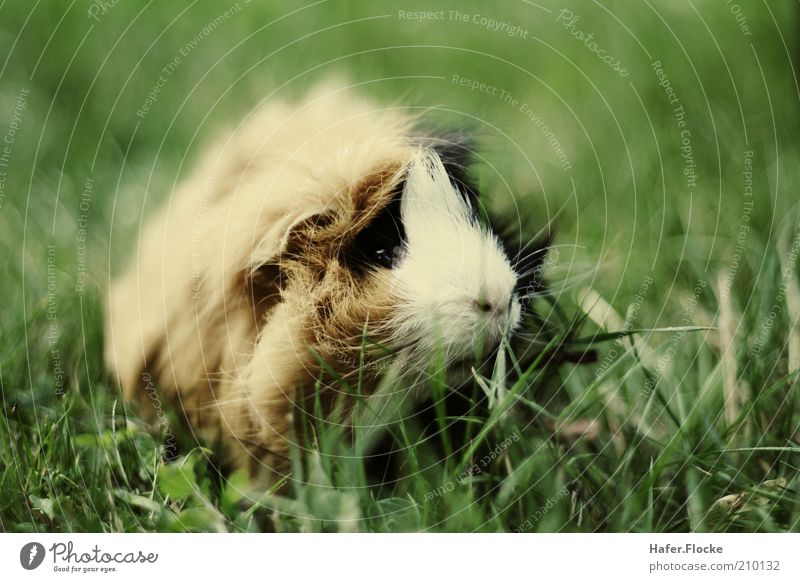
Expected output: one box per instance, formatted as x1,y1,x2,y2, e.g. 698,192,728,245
105,81,546,485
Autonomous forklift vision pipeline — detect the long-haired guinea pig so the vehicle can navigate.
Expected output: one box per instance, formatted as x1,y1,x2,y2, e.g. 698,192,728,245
106,81,548,484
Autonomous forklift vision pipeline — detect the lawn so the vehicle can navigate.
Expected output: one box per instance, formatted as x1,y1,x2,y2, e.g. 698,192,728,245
1,0,799,532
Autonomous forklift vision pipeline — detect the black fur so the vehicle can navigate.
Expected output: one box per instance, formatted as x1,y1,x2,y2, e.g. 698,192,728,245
342,134,483,275
424,131,553,294
490,216,552,309
420,132,480,208
342,185,406,274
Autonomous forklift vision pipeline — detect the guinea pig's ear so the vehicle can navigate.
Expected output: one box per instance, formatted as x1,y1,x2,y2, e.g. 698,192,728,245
430,135,479,203
276,208,337,256
417,129,480,205
245,209,335,312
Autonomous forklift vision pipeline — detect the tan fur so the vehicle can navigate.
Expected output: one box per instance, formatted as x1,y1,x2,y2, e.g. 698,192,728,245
106,82,418,482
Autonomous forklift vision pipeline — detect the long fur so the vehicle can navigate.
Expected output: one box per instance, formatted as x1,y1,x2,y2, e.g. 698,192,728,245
106,81,522,484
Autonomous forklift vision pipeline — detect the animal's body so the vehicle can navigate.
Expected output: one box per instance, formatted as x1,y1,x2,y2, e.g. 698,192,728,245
106,82,534,483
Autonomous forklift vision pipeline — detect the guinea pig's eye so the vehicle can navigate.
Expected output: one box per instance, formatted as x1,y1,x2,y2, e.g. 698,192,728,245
343,188,406,274
372,247,395,268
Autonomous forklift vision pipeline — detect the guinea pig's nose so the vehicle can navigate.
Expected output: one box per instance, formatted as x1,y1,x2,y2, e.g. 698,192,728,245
472,298,508,315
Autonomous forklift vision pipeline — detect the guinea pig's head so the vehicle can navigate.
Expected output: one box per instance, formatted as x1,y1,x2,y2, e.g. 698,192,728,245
270,138,529,373
382,146,522,361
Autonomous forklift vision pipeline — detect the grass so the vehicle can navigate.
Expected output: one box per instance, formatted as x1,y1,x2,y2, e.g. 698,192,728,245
1,0,799,532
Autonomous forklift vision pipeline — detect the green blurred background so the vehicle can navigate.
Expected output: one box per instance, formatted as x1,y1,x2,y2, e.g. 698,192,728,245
1,1,799,532
1,0,797,322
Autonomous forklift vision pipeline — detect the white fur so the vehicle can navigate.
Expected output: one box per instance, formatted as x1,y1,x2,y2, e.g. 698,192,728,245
391,149,521,361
